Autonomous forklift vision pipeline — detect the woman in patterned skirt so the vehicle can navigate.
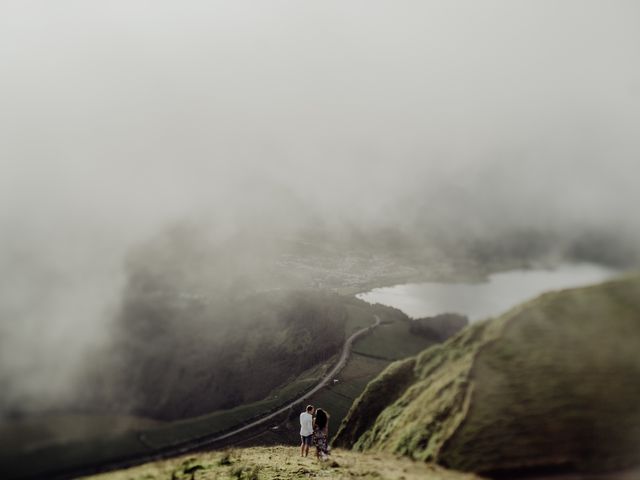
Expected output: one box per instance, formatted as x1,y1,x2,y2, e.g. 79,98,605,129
312,408,330,460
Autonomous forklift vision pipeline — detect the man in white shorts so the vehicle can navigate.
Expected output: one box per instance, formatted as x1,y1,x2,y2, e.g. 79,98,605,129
299,404,314,457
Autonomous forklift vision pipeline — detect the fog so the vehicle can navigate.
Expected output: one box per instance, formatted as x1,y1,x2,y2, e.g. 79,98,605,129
1,1,639,415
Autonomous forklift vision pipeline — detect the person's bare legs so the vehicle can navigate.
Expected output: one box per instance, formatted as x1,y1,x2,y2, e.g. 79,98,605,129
301,438,311,457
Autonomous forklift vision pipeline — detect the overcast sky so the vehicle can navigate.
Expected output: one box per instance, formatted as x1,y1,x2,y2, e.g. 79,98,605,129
1,1,639,411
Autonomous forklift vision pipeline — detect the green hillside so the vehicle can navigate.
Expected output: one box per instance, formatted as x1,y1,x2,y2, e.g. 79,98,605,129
83,289,350,420
335,275,640,476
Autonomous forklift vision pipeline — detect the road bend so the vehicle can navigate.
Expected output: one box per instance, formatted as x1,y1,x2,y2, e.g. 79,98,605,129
178,314,381,449
53,315,381,480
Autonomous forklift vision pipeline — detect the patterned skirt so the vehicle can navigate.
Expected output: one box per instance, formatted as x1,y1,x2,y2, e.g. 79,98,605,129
313,429,329,454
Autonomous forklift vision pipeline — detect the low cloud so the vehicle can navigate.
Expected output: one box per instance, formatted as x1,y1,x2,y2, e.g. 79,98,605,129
1,0,639,414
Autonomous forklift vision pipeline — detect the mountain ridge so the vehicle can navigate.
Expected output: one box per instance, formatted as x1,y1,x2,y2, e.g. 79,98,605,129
334,274,640,476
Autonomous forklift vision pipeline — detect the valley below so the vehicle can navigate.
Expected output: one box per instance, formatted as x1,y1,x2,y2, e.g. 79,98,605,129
1,233,637,480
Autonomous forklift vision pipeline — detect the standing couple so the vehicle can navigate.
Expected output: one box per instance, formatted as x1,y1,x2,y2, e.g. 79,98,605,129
299,404,330,460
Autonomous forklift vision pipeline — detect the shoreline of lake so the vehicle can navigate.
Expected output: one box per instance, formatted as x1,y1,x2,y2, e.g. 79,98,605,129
355,263,619,321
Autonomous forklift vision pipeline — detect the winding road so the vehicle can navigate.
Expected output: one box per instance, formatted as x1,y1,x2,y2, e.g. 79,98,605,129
46,314,382,479
183,314,381,448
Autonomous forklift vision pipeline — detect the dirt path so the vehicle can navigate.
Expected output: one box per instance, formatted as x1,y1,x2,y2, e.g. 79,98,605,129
185,314,381,447
132,314,381,459
64,315,382,480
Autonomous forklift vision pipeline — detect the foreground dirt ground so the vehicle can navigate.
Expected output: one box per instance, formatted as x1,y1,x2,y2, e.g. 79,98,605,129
83,445,483,480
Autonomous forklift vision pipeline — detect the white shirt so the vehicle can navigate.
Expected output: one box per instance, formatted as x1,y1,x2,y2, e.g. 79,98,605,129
300,411,313,436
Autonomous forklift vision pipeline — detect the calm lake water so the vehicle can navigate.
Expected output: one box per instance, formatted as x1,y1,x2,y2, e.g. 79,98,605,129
357,263,618,321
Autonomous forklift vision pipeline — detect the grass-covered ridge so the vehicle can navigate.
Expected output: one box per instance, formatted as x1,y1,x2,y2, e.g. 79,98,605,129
334,317,502,459
334,275,640,476
82,446,484,480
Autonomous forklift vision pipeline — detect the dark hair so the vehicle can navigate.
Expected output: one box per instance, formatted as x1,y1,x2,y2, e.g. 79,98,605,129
315,408,328,430
306,405,314,412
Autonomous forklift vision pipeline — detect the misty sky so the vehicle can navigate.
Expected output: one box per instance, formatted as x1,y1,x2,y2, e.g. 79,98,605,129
1,1,639,410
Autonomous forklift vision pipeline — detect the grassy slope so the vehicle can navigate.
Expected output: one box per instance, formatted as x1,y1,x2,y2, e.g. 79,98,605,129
352,318,440,360
335,275,640,475
334,319,501,458
82,446,484,480
332,355,418,449
441,275,640,474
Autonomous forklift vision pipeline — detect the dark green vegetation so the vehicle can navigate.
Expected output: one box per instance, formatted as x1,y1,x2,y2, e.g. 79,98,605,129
335,275,640,477
409,313,469,342
85,288,347,420
351,314,443,361
82,446,484,480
